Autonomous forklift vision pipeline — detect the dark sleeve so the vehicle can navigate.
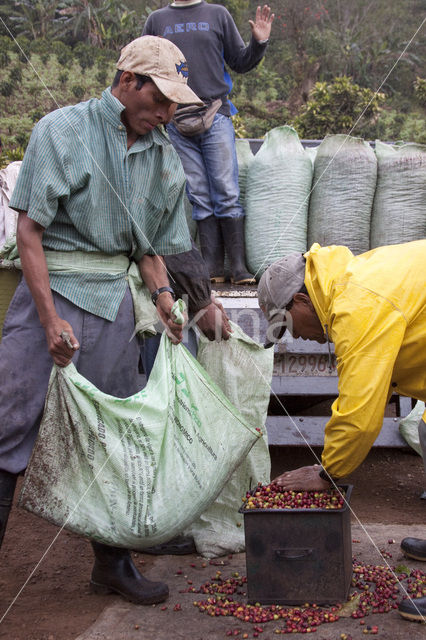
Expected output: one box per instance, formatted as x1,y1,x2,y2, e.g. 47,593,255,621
221,9,268,73
142,14,154,35
164,240,212,314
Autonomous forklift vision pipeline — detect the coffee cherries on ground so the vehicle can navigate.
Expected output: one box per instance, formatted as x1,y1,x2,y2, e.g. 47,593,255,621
188,560,425,635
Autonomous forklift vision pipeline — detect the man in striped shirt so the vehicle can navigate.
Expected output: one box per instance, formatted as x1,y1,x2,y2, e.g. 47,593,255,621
0,36,203,605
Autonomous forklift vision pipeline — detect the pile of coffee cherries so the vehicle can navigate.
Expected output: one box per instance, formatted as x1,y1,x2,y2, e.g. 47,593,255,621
192,571,339,633
189,562,426,635
241,483,346,511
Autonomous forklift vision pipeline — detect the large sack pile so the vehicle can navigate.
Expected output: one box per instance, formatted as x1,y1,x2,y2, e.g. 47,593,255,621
244,126,313,278
370,141,426,248
190,129,425,281
308,134,377,255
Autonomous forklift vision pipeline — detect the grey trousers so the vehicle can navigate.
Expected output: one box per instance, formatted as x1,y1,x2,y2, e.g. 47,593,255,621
0,278,144,474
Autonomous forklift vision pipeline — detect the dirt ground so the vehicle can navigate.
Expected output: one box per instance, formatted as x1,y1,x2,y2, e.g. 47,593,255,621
0,446,424,640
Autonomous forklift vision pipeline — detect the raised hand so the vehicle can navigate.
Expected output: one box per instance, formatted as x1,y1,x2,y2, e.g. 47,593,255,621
249,5,275,43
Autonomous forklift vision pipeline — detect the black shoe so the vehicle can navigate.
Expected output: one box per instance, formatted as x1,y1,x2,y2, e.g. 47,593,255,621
219,216,255,285
0,470,18,550
142,535,196,556
90,541,168,605
197,216,225,282
398,596,426,622
401,538,426,562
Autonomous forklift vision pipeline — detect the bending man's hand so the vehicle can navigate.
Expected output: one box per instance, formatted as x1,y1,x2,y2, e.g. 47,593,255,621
249,5,274,42
194,295,232,341
156,292,187,344
273,464,332,491
43,317,79,367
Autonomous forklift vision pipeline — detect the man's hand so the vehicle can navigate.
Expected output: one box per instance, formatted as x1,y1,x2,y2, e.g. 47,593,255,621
273,464,332,491
17,212,79,367
155,292,187,344
249,5,274,42
43,317,79,367
194,295,232,341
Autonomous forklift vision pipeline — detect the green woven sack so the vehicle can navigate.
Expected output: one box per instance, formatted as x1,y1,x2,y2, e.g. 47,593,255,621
19,330,262,549
186,322,273,557
370,141,426,248
308,135,377,255
245,126,312,279
399,401,425,457
235,138,254,208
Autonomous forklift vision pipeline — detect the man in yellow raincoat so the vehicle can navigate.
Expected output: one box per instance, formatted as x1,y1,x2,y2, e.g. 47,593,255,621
258,240,426,622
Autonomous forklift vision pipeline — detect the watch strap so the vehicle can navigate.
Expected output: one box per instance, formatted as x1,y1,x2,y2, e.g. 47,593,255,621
151,286,176,306
319,466,336,483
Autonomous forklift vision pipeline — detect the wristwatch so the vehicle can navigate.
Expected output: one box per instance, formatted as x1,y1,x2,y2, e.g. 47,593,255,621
318,466,337,483
151,286,176,306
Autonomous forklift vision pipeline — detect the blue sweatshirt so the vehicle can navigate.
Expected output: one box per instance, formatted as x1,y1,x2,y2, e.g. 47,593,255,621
143,1,267,114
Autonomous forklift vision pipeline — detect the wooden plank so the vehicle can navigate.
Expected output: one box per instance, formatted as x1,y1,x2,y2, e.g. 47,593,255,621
265,416,409,447
271,376,338,395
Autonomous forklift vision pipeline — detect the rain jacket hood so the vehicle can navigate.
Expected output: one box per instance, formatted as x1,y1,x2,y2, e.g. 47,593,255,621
302,241,426,479
304,243,353,331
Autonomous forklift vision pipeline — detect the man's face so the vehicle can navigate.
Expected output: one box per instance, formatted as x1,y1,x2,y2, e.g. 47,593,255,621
114,73,177,138
287,294,326,343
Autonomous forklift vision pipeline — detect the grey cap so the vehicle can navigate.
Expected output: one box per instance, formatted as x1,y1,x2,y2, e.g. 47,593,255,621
258,253,306,344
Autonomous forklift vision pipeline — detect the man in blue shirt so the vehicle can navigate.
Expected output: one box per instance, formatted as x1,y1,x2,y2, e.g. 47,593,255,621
144,2,274,285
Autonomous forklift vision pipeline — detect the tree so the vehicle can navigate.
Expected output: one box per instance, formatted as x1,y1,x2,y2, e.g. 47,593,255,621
292,75,385,139
57,0,105,46
414,77,426,107
57,0,144,47
6,0,62,40
310,0,426,95
268,0,328,110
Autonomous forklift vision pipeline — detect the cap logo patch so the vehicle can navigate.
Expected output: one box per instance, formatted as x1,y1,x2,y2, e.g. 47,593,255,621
175,61,189,78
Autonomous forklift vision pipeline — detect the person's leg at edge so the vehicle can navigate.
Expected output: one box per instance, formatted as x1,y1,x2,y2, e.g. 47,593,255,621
167,123,225,282
0,471,18,549
0,280,168,603
398,416,426,622
200,114,254,285
0,277,53,552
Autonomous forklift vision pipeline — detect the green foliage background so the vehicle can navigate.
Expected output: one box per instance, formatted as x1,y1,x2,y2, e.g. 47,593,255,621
0,0,425,163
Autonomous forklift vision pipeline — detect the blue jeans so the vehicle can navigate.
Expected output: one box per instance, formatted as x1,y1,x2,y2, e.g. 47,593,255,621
167,114,244,221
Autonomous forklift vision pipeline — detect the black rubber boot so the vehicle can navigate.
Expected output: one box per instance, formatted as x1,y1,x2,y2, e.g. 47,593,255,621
142,534,196,556
400,537,426,561
219,216,255,285
196,215,225,283
398,596,426,622
90,541,169,605
0,470,18,550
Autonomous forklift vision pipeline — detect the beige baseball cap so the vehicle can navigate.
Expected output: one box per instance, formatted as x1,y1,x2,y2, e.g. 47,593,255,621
116,36,203,105
258,253,306,345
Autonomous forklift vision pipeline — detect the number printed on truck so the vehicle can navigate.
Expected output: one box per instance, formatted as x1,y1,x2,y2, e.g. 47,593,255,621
273,353,338,377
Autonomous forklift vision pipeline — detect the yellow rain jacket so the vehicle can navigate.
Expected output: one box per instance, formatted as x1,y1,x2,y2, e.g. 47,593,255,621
304,240,426,479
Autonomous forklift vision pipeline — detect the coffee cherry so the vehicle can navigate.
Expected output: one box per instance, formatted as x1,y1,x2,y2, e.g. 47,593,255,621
242,483,346,511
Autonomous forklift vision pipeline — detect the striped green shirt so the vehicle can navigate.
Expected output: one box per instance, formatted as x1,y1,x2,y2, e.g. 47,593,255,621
10,88,191,321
